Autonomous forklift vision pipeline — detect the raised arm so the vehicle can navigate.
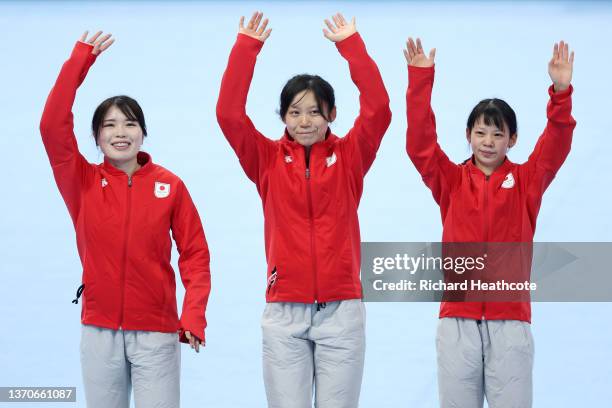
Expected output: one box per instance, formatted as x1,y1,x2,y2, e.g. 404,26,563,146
405,38,459,206
216,12,275,185
39,31,114,223
171,180,212,351
524,41,576,194
325,14,392,174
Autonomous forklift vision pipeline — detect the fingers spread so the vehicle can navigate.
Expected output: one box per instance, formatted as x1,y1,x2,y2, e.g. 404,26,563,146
262,28,272,41
248,11,258,29
88,30,102,44
324,19,336,34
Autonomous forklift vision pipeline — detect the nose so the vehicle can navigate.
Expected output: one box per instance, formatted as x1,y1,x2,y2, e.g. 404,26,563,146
299,114,311,127
483,135,494,147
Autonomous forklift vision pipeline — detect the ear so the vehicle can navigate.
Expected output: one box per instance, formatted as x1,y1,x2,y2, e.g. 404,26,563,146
465,128,471,143
328,106,337,123
508,133,517,148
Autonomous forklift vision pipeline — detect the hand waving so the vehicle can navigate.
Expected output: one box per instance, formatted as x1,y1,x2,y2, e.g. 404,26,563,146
548,41,574,92
239,11,272,42
404,37,436,68
323,13,357,42
79,31,114,56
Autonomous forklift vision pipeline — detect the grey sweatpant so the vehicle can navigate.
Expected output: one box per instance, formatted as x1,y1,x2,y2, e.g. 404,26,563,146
80,325,181,408
436,318,534,408
261,299,366,408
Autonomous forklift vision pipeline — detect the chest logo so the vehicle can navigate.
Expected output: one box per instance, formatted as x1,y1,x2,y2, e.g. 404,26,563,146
284,155,293,164
326,153,337,168
501,172,515,189
101,178,108,188
154,182,171,198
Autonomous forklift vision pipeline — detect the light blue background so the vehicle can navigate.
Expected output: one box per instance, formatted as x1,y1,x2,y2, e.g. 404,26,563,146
0,1,611,406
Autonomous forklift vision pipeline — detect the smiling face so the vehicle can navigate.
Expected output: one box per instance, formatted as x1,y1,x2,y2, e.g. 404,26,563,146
97,105,144,166
467,116,517,175
283,90,336,147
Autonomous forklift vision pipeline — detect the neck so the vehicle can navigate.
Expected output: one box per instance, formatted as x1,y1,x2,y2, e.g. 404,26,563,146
108,157,140,176
473,156,505,177
476,162,494,176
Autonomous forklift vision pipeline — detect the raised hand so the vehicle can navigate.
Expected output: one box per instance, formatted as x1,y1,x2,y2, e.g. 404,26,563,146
239,11,272,42
548,41,574,92
79,31,114,56
404,37,436,68
323,13,357,42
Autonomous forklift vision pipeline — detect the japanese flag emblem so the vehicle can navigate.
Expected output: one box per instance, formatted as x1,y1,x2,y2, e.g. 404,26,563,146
154,182,171,198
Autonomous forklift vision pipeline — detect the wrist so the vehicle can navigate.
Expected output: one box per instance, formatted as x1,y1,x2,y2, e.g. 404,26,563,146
553,82,569,92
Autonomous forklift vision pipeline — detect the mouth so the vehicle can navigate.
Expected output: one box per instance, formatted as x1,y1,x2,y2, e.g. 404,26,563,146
111,141,132,151
479,150,496,158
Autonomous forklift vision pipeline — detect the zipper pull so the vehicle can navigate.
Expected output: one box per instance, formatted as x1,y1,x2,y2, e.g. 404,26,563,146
128,176,132,187
305,168,310,180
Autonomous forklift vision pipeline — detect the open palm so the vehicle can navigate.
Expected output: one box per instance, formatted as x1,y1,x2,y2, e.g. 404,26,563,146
548,41,574,92
323,13,356,42
79,31,114,55
404,37,435,68
239,11,271,42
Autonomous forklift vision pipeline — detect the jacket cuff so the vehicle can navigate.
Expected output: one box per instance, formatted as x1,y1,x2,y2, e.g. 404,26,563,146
548,84,573,101
179,320,206,344
335,31,363,55
72,41,96,60
236,33,265,53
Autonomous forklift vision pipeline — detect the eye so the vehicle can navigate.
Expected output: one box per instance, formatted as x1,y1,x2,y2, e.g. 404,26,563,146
475,130,484,135
289,110,299,116
103,123,114,128
126,122,137,127
310,110,320,116
495,133,504,137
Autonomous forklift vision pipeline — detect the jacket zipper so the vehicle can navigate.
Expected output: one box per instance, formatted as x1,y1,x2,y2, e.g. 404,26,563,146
305,166,319,303
482,174,490,319
119,175,133,328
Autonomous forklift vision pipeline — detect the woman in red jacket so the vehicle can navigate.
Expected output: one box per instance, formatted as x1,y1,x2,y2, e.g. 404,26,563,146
40,31,211,408
405,38,575,407
217,12,391,408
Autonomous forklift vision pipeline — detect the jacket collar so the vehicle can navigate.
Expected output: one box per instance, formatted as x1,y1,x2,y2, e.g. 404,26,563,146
102,151,154,176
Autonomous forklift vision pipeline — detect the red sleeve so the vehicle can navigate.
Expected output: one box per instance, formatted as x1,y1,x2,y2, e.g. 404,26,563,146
337,33,392,175
216,34,276,186
39,41,98,224
523,85,576,194
406,65,460,209
171,180,211,344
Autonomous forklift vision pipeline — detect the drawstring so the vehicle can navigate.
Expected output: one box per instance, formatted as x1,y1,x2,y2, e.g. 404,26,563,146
316,302,327,312
72,284,84,304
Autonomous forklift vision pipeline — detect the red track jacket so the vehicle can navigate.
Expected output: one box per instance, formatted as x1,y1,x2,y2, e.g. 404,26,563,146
407,65,576,322
217,33,391,303
40,41,211,342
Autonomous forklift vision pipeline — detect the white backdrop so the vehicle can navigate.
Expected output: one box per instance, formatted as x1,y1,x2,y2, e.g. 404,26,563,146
0,1,610,406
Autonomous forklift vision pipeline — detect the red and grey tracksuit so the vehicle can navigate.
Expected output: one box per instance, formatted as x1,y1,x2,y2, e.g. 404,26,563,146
406,64,576,407
217,32,391,407
41,41,211,408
